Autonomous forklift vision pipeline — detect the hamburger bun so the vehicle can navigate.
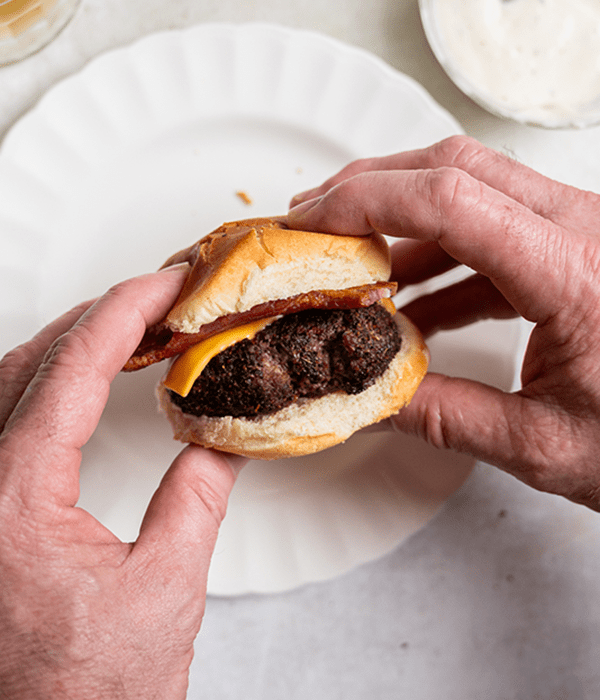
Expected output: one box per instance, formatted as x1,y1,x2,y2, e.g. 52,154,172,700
136,217,428,459
160,216,393,332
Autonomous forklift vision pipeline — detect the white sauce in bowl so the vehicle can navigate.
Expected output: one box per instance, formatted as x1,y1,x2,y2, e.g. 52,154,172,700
421,0,600,127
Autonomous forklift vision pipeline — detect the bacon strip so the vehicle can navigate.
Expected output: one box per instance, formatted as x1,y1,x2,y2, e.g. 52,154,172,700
123,282,397,372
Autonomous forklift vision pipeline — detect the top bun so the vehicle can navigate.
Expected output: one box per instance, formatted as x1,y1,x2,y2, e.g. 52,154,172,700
161,217,392,334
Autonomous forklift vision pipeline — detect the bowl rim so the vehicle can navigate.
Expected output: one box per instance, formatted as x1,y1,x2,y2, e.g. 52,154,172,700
417,0,600,130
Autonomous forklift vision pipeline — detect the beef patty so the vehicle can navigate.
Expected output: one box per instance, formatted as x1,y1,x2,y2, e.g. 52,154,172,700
168,303,401,419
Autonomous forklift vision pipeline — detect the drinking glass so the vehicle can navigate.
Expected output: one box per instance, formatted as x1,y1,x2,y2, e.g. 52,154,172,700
0,0,80,66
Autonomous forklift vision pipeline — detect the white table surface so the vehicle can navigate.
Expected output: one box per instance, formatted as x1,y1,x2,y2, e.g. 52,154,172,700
2,2,600,698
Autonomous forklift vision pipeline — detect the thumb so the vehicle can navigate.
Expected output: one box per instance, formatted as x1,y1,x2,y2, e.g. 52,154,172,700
134,445,246,579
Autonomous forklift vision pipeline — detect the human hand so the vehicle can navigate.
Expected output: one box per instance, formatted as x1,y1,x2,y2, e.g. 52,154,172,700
289,135,600,511
0,266,245,698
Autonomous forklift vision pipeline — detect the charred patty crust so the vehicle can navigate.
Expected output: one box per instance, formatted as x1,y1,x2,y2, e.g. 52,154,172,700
168,304,401,419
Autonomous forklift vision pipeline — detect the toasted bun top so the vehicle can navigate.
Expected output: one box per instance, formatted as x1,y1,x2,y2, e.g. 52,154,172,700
161,217,392,334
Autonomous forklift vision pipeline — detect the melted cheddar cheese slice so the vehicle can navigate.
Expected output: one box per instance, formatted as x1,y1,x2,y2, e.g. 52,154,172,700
379,297,396,316
163,297,396,398
163,317,277,397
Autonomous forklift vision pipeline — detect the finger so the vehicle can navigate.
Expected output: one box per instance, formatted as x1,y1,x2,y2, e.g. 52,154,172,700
390,239,460,290
391,373,592,504
400,274,518,338
288,167,569,325
133,446,246,591
392,374,516,460
0,301,95,433
0,265,189,507
290,135,570,220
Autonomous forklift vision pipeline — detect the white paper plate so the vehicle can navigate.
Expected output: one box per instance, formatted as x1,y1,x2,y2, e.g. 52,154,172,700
0,22,524,596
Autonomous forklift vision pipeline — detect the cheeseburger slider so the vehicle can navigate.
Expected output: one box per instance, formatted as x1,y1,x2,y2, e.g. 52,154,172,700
124,217,428,459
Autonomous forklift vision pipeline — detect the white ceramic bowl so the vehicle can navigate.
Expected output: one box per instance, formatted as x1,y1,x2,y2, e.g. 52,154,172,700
419,0,600,129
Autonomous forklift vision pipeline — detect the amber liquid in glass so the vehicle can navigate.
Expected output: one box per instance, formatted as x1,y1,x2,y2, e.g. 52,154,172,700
0,0,59,39
0,0,78,64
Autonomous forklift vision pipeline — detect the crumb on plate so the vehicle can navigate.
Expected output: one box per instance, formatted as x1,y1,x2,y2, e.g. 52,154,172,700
236,190,253,205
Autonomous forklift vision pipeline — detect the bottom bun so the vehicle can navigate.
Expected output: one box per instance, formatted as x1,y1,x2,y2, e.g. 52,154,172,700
156,311,428,460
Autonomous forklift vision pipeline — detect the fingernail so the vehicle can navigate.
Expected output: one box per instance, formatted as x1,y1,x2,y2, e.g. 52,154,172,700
288,195,322,221
290,188,318,208
224,454,248,476
158,261,191,274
